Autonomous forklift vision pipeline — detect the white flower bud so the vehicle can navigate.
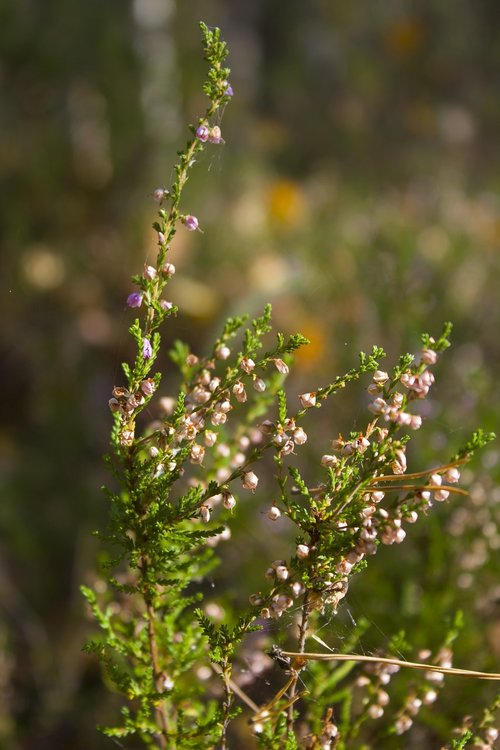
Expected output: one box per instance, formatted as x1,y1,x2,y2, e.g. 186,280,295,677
144,264,157,280
209,376,221,392
162,675,174,691
290,581,305,597
445,467,460,483
204,430,218,447
394,716,413,735
242,470,259,491
223,493,236,510
200,505,211,523
259,420,275,434
299,392,316,408
434,489,450,502
409,414,422,430
253,377,266,393
321,454,338,468
211,411,227,426
368,397,387,415
267,505,281,521
373,370,389,384
430,473,442,486
249,593,264,606
190,444,205,465
296,544,310,559
368,704,384,719
275,565,289,581
229,452,244,469
293,427,307,445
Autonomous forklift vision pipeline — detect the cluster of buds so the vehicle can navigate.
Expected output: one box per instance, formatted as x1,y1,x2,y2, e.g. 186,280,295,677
304,708,339,750
195,123,223,144
109,380,157,416
356,660,401,719
391,647,454,735
331,433,370,458
272,416,308,456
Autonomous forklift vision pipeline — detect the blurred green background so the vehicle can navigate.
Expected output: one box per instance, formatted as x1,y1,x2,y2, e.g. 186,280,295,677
1,1,499,747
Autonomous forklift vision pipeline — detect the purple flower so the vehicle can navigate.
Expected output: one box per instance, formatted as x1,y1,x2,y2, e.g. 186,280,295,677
127,292,143,308
184,215,199,231
196,124,210,142
223,82,233,97
143,338,153,359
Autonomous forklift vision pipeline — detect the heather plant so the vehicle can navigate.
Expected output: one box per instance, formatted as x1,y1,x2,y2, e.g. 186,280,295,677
82,23,500,750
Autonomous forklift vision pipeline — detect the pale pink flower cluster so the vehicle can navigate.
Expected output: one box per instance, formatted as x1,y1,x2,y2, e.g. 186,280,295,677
367,347,439,428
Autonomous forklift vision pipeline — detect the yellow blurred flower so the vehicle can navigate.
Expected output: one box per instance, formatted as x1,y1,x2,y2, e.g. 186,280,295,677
267,179,307,228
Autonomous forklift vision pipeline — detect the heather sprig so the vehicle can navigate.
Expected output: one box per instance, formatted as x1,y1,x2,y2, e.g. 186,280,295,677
83,22,499,750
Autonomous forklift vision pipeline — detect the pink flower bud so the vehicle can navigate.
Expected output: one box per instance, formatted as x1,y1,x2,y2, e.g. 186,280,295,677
420,348,438,365
240,357,255,373
143,338,153,359
196,124,210,142
127,291,143,308
233,381,247,403
215,344,231,360
153,187,168,203
208,125,222,144
183,214,199,231
141,378,156,396
144,264,156,280
162,262,175,276
273,358,289,375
